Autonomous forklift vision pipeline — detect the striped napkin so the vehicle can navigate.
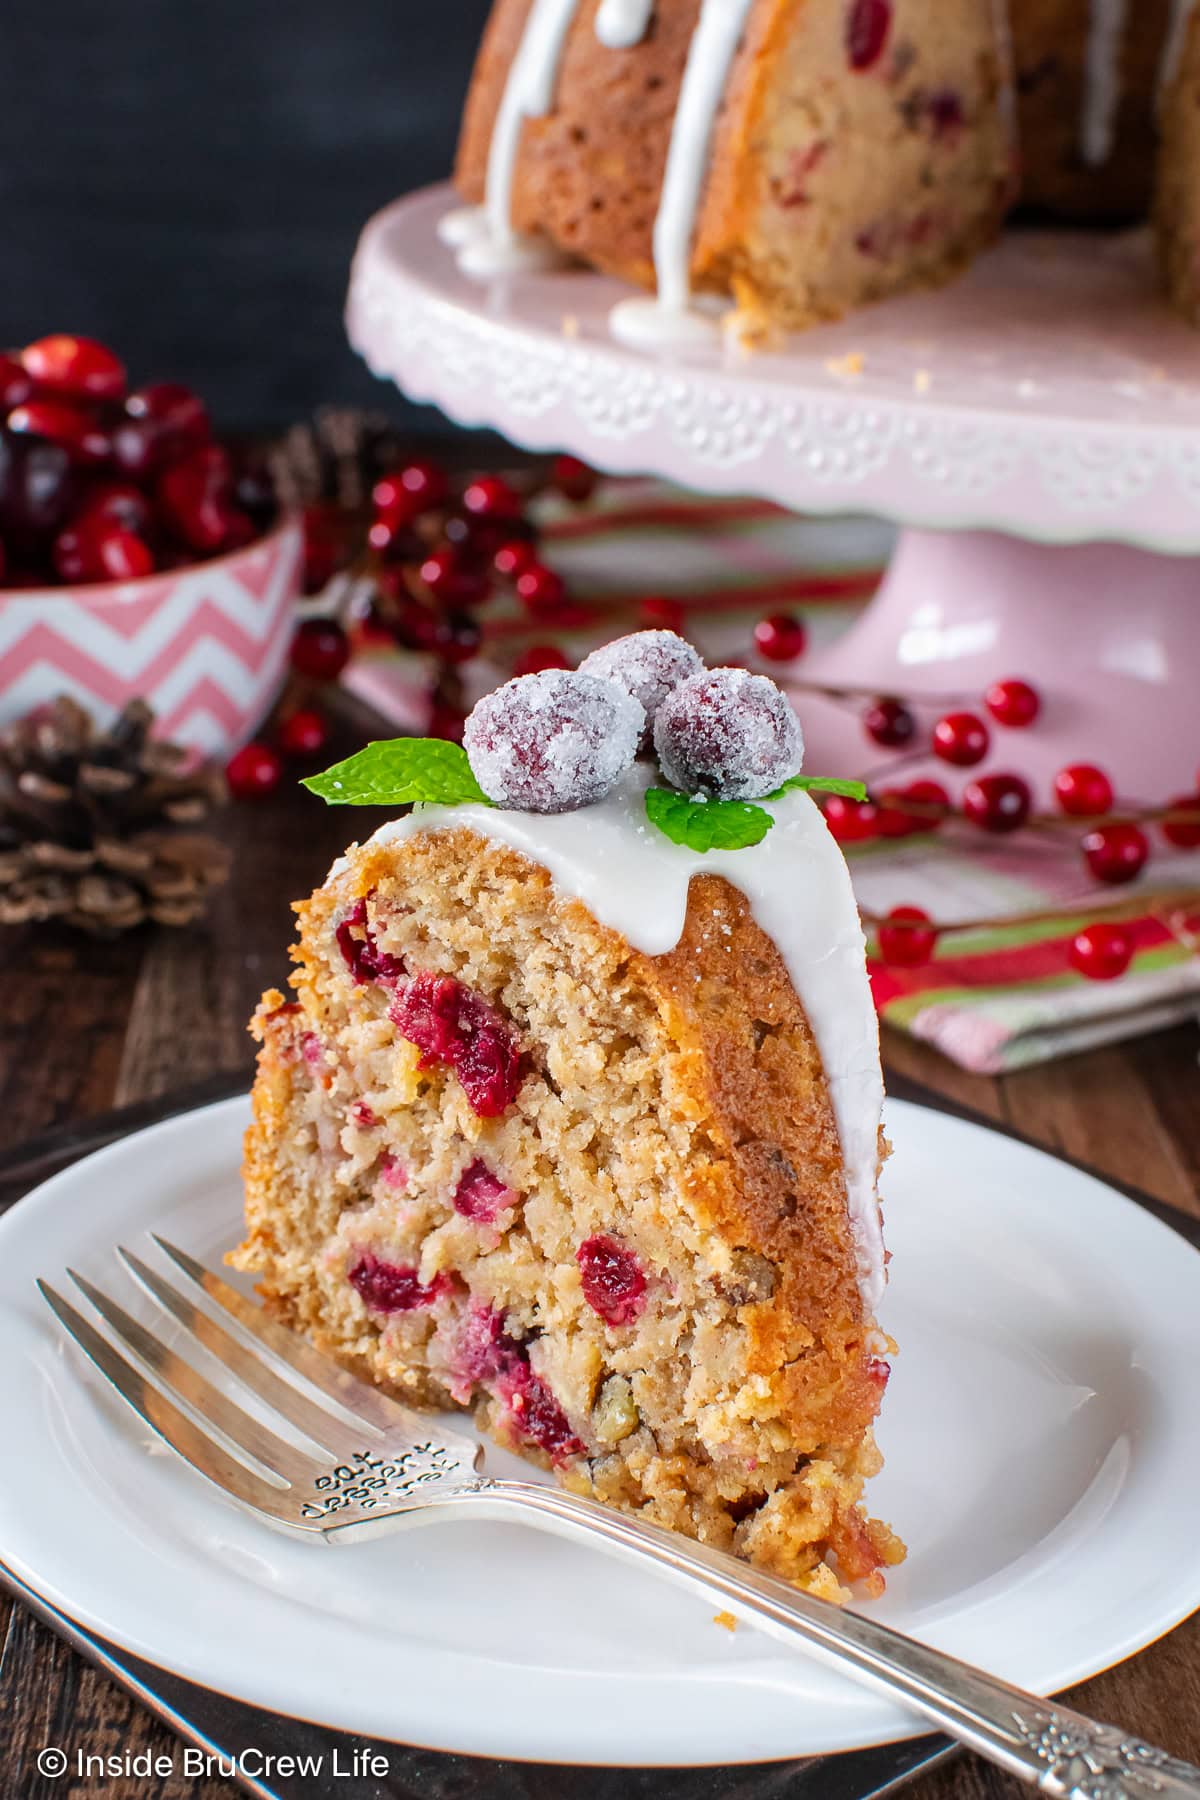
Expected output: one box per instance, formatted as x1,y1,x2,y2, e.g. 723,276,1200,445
343,480,1200,1073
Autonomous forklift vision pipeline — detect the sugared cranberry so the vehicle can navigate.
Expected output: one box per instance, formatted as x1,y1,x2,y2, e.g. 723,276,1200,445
7,400,110,465
1069,923,1133,981
846,0,892,70
515,562,567,619
391,972,522,1117
336,898,405,986
1083,823,1149,885
655,667,804,801
493,538,538,581
552,455,597,502
226,741,283,800
158,445,233,552
420,544,490,610
932,711,989,767
985,678,1040,728
577,1235,647,1326
22,334,126,403
823,793,881,843
373,459,448,515
505,1368,584,1461
0,436,77,550
124,381,210,460
753,612,808,663
464,670,643,813
0,354,34,410
277,707,330,758
579,629,704,751
1054,763,1113,818
348,1252,449,1315
962,772,1032,833
462,475,522,522
290,617,350,682
877,906,938,967
453,1160,518,1224
1162,794,1200,849
639,596,687,634
864,696,916,748
513,643,572,677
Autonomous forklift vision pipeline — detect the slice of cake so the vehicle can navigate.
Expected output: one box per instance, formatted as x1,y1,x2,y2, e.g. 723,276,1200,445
449,0,1014,341
236,642,904,1598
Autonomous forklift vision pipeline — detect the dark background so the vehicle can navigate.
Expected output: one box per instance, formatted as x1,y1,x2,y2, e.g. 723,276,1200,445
3,0,494,434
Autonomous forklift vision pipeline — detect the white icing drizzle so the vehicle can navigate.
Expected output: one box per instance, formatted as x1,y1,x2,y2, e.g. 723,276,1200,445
353,767,887,1314
454,0,580,278
595,0,655,50
609,0,755,349
1080,0,1128,166
1158,0,1197,100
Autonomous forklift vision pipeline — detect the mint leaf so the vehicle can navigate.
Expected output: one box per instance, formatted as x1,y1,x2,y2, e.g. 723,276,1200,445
645,786,774,852
302,739,492,807
767,774,868,802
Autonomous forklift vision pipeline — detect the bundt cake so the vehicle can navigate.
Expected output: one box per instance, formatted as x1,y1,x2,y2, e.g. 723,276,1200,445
236,641,904,1598
1156,2,1200,320
443,0,1200,333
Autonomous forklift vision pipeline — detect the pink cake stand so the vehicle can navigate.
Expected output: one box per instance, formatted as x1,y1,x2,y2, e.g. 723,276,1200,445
346,183,1200,802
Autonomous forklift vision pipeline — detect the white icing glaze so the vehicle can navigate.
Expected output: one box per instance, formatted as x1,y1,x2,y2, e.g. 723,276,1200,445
1081,0,1128,166
595,0,655,50
1159,0,1197,99
437,206,492,249
455,0,580,279
353,766,887,1313
608,293,722,350
608,0,755,344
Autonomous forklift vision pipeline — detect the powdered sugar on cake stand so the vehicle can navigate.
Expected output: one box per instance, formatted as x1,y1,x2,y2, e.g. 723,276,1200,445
343,764,888,1313
347,183,1200,799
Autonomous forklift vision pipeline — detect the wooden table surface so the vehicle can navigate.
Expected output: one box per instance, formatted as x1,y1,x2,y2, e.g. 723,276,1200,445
1,716,1197,1800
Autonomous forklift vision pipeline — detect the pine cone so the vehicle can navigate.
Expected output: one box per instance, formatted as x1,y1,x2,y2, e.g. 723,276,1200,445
0,697,231,935
267,407,407,514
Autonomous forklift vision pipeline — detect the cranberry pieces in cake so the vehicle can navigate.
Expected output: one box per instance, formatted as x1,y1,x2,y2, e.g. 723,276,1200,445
577,1234,648,1326
845,0,892,71
504,1366,585,1462
390,971,521,1117
336,897,405,986
453,1159,519,1223
348,1252,452,1315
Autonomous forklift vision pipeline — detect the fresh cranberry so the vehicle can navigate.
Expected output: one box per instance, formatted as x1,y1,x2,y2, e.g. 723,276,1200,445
639,596,687,634
877,905,938,967
373,459,449,515
453,1160,518,1224
7,400,110,466
420,544,491,609
846,0,892,70
464,670,642,812
277,707,330,758
462,475,522,522
505,1367,584,1461
1069,923,1134,981
78,480,153,535
876,787,918,838
932,711,989,766
439,610,483,665
158,445,233,552
0,436,77,549
515,562,567,619
493,538,538,581
0,539,6,584
108,418,163,480
962,772,1032,833
1082,823,1149,885
336,898,406,986
552,454,598,502
823,793,881,842
655,667,804,801
1162,794,1200,849
290,617,350,682
902,778,950,830
985,678,1040,728
392,598,443,653
1054,763,1113,818
233,464,278,532
0,354,34,410
124,381,210,460
753,613,808,663
53,517,154,583
428,702,466,744
513,643,571,677
226,741,283,800
577,1235,647,1326
367,512,420,556
348,1253,449,1315
22,334,126,403
864,696,916,748
391,972,522,1116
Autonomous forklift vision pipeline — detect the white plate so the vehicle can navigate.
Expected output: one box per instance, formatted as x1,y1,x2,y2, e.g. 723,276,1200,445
0,1096,1197,1766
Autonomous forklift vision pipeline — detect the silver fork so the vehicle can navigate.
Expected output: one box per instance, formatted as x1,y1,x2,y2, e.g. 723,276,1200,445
39,1239,1200,1800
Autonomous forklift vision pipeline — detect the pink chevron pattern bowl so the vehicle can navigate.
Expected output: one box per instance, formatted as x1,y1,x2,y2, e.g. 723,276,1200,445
0,516,303,759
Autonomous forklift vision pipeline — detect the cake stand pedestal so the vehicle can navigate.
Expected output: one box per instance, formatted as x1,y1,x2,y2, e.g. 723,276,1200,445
347,185,1200,802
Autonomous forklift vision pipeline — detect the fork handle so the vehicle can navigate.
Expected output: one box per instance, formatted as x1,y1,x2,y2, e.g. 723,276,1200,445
450,1478,1200,1798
